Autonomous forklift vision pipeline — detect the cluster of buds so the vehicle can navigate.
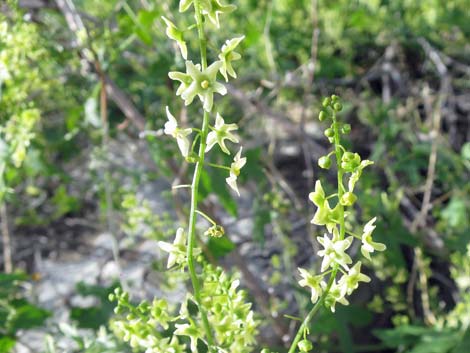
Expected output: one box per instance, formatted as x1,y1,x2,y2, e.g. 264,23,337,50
298,95,386,315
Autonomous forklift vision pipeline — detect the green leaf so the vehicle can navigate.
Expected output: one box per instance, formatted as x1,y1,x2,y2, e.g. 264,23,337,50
0,336,16,353
7,300,50,333
207,235,235,258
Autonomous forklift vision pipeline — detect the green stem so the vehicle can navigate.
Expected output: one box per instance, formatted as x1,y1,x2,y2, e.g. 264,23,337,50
332,111,346,240
287,111,346,353
287,269,337,353
185,0,215,349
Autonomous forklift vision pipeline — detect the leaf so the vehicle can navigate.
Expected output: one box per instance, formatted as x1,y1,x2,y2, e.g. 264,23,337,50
0,337,16,353
207,235,235,258
7,301,50,333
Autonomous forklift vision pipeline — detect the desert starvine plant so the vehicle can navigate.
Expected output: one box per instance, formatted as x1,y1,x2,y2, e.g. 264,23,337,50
110,1,257,353
286,95,387,353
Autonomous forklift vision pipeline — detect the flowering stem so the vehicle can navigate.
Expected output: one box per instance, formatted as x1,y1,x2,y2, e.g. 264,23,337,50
288,111,346,353
185,0,215,348
287,269,336,353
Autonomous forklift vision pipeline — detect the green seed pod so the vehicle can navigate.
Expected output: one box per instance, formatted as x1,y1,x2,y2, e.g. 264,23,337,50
331,94,339,102
322,97,331,108
318,110,328,121
333,102,343,111
340,191,357,206
324,128,334,138
318,156,331,169
298,339,313,352
341,123,351,134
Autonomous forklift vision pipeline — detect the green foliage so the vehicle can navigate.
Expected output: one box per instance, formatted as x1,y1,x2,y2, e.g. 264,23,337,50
0,273,50,350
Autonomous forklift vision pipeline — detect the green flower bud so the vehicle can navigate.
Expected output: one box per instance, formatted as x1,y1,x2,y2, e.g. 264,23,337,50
342,152,355,162
341,123,351,134
298,339,313,352
324,128,334,138
108,293,115,302
185,152,199,163
340,191,357,206
322,97,331,108
331,94,339,102
318,156,331,169
333,102,343,111
318,110,328,121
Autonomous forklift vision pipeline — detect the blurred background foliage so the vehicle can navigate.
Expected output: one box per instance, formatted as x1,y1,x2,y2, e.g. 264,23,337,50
0,0,469,352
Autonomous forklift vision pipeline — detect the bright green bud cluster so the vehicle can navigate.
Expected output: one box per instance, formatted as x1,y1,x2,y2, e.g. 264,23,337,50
204,224,225,237
341,152,361,172
340,191,357,206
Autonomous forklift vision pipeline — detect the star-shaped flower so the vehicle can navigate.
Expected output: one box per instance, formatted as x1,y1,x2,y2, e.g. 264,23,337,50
202,0,236,28
205,113,239,154
317,234,353,272
163,107,192,157
298,268,324,304
218,36,244,81
158,228,200,268
225,147,246,196
169,61,226,112
322,280,349,313
360,217,386,260
161,16,187,59
174,322,202,352
338,261,371,295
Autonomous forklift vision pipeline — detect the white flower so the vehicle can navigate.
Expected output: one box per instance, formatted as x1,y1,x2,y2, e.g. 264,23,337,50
317,234,353,272
169,60,226,112
225,147,246,196
164,107,192,157
206,113,239,154
298,268,324,304
338,261,371,295
218,36,244,81
158,228,189,268
360,217,386,260
322,280,349,312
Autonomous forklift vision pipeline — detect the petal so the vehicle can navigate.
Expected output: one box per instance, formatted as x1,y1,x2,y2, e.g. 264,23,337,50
202,91,213,112
226,175,240,196
205,132,217,152
176,136,190,157
186,60,201,79
213,81,227,96
206,60,223,79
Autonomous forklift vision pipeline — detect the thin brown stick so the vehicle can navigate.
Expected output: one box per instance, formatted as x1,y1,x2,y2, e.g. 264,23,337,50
1,203,12,273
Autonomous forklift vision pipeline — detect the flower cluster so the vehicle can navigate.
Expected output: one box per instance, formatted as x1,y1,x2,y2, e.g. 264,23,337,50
297,95,386,313
163,3,246,196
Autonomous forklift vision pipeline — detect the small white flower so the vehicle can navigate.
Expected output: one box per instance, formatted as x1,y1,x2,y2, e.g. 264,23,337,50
164,107,192,157
298,268,324,304
206,113,239,154
317,234,353,272
360,217,386,260
157,228,191,268
338,261,371,295
225,147,246,196
322,280,349,312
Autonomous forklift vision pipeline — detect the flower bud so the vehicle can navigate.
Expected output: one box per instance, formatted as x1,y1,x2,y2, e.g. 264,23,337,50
298,339,313,352
340,192,357,206
185,152,199,163
318,110,328,121
333,102,343,111
322,97,331,108
318,156,331,169
341,124,351,134
324,128,334,138
331,94,339,102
